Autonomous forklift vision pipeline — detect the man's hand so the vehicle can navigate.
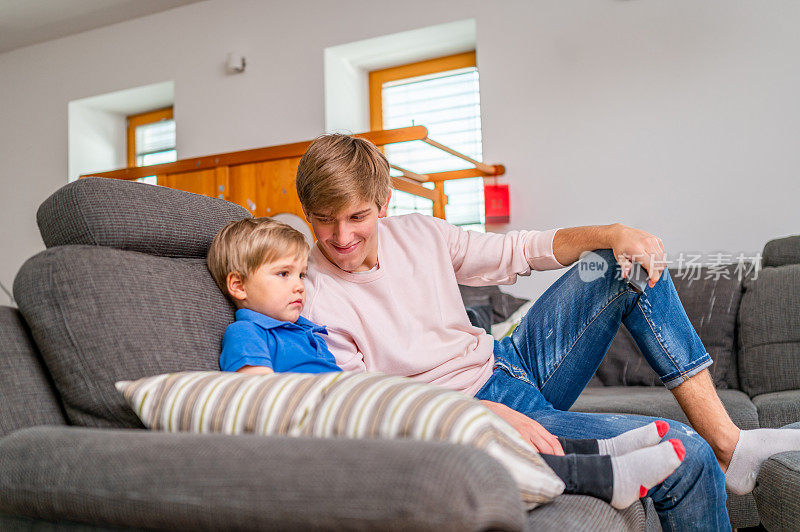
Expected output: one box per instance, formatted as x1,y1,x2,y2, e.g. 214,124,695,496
608,223,667,288
479,400,564,455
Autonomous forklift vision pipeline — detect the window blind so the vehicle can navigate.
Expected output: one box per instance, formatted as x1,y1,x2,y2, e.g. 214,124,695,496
382,67,484,231
134,119,177,185
135,119,176,166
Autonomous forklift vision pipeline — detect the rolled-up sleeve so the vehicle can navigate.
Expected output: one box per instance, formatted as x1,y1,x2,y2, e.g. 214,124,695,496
525,227,566,270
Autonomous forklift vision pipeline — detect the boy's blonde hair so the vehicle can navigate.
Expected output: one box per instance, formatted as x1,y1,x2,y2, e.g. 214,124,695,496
295,133,391,215
207,217,309,302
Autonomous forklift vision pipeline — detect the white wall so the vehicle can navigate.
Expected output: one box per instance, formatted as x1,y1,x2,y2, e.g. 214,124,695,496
324,18,476,135
1,0,799,304
67,80,175,181
67,105,127,182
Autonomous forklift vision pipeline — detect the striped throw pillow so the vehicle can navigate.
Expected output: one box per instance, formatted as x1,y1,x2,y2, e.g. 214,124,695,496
115,370,565,508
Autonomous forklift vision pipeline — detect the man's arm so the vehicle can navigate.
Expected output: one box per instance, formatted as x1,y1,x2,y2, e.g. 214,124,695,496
426,215,563,286
323,328,367,372
552,223,667,288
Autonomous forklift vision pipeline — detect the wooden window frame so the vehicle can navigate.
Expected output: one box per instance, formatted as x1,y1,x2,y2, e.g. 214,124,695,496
368,51,477,219
127,107,174,167
368,51,476,131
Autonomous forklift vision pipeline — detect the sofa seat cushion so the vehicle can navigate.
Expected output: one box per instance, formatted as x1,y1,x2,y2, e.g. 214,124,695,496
525,494,644,531
116,370,566,509
13,245,232,429
752,390,800,428
570,386,760,430
37,177,251,258
0,425,526,531
0,307,66,436
753,422,800,532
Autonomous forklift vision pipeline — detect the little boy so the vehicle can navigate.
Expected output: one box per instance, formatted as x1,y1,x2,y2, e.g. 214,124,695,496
206,216,685,510
207,217,340,375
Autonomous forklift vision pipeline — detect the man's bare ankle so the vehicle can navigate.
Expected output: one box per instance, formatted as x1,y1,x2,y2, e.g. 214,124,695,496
712,428,740,471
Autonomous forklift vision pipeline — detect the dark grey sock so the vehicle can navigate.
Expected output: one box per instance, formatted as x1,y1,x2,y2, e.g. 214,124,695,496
541,453,614,504
558,437,600,455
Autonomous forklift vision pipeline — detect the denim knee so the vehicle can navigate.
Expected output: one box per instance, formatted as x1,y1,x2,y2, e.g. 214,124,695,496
651,422,729,530
587,247,670,288
675,426,723,479
655,422,726,504
577,248,625,287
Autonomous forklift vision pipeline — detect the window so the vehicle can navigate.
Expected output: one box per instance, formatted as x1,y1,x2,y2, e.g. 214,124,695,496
127,107,176,184
369,51,485,231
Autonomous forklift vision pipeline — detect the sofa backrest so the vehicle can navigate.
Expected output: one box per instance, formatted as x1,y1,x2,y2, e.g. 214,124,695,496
596,263,744,389
13,178,252,429
0,306,67,436
762,234,800,268
738,235,800,397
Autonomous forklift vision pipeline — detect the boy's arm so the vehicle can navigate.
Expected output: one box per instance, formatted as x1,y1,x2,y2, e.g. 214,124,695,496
220,322,276,372
237,365,274,375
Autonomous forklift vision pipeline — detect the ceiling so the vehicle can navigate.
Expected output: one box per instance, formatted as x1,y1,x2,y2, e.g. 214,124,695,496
0,0,205,54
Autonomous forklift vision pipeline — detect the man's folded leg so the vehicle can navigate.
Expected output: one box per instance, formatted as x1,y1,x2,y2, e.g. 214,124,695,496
502,247,796,495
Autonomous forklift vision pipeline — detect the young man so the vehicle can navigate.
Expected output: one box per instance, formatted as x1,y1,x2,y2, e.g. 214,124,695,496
296,134,799,531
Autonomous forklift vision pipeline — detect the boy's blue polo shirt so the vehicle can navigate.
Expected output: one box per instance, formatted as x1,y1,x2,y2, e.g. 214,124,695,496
219,308,342,374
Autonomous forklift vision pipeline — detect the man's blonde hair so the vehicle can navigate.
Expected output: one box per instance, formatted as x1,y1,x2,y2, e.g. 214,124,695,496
207,217,308,301
296,133,391,215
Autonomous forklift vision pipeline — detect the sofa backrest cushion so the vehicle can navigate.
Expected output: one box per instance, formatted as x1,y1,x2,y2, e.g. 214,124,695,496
738,264,800,396
596,265,743,388
0,306,67,436
13,246,233,428
37,177,251,258
762,234,800,268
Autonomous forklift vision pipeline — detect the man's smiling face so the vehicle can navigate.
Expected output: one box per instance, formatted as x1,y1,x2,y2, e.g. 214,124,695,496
305,196,389,272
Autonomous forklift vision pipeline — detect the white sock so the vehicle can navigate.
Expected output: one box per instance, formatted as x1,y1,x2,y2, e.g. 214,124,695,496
610,439,685,510
598,421,669,456
726,428,800,495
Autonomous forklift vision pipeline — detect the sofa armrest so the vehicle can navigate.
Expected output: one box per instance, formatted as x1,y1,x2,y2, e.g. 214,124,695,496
0,425,525,531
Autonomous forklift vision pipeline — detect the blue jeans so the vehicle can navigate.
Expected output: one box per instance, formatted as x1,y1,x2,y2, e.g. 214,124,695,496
474,248,729,531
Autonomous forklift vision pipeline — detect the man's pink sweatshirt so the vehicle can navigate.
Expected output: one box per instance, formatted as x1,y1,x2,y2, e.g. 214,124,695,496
302,214,565,397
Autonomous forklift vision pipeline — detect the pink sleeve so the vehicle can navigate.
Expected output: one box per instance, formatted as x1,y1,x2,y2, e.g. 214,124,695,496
302,278,366,373
324,327,367,372
430,216,565,286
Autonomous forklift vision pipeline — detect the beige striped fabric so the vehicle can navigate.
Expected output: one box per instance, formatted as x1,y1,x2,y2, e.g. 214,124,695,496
115,370,565,508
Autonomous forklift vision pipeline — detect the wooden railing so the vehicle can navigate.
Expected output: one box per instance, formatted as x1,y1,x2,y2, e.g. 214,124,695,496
82,126,505,220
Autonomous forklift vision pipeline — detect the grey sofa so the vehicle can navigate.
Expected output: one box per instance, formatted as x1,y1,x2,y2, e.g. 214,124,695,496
0,177,646,531
0,177,796,530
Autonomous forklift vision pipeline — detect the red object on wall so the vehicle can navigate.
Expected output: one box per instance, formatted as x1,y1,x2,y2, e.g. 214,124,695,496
484,182,510,224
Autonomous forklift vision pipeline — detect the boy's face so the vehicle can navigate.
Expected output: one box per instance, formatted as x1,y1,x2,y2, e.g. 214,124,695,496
305,195,389,272
229,253,307,322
